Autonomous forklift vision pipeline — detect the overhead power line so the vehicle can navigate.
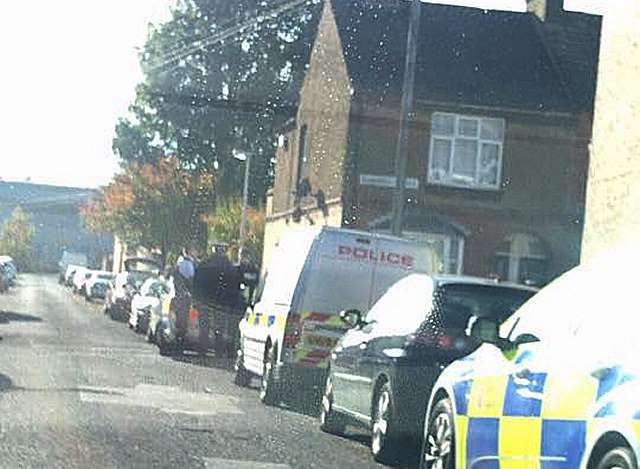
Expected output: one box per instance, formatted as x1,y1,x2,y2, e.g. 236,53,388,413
149,0,314,73
146,91,297,116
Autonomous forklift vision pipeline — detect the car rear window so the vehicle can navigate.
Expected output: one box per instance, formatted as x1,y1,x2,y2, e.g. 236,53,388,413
431,283,535,330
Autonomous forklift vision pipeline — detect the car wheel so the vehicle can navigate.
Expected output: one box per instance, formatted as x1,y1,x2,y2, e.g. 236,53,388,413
157,330,170,356
259,346,280,406
371,381,399,463
596,447,637,469
234,355,252,388
320,371,346,435
421,398,455,469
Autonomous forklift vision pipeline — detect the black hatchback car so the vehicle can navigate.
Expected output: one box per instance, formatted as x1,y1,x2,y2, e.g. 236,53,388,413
320,273,537,463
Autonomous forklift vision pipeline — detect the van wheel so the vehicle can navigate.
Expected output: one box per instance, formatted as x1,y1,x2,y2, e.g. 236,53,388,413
596,447,637,469
320,371,346,435
259,347,280,406
234,355,252,388
371,382,399,463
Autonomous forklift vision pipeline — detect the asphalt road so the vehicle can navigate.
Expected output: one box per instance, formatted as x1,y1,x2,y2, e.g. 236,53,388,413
0,275,414,469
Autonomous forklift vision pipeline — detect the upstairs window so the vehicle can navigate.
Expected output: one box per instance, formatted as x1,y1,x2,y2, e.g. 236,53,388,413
428,112,505,190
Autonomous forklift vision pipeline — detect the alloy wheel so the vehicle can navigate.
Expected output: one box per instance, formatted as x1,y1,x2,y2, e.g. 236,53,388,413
371,388,391,456
424,407,453,469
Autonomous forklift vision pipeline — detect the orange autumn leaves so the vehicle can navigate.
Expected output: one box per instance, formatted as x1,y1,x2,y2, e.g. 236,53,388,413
82,156,215,264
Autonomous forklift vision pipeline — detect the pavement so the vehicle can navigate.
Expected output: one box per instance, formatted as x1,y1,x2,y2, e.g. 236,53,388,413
0,275,413,469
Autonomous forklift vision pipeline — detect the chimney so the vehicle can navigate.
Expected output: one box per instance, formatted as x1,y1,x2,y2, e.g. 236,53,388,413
526,0,563,21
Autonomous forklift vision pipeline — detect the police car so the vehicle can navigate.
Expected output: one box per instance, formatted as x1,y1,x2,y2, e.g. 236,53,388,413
419,251,640,469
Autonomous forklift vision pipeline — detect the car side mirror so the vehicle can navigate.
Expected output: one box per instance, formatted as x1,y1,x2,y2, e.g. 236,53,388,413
469,317,500,344
340,309,363,329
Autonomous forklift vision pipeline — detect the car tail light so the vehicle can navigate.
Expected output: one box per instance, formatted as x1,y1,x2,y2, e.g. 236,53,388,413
406,330,454,350
283,313,302,349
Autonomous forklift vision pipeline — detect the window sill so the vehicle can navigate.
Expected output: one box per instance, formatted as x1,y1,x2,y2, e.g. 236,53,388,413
426,180,502,192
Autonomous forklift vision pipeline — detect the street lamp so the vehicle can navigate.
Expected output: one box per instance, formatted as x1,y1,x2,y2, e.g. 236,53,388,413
233,149,252,264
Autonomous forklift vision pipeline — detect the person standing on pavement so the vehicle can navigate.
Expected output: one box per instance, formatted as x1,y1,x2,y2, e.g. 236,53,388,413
176,249,195,286
171,249,196,345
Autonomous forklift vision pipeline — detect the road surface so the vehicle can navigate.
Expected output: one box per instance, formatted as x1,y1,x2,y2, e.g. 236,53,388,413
0,275,415,469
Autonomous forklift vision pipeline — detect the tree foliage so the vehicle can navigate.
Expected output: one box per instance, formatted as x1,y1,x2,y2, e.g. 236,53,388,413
112,0,320,204
0,206,35,272
82,156,215,268
205,198,265,269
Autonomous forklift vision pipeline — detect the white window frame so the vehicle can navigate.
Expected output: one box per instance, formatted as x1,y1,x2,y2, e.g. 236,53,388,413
428,112,505,190
495,233,547,283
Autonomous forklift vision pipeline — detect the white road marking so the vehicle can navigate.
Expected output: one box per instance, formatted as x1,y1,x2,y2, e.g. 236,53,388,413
203,459,291,469
79,384,243,416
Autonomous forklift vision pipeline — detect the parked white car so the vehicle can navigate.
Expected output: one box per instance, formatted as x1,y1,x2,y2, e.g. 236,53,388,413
129,277,171,334
72,267,91,294
84,271,115,301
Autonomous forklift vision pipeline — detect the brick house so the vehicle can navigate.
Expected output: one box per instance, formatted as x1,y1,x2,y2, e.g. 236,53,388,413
264,0,600,286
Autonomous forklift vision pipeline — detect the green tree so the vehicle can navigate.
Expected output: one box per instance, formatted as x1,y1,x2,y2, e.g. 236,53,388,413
82,156,215,269
205,198,265,269
0,206,35,272
112,0,320,204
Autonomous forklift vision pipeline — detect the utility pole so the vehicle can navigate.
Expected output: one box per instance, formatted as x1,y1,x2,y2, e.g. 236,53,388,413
237,152,252,264
391,0,421,236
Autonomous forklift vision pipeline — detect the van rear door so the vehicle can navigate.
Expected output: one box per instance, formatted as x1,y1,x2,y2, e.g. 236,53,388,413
241,229,317,375
291,230,378,368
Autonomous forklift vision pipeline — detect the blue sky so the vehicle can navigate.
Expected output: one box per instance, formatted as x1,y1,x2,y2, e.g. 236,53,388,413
0,0,603,188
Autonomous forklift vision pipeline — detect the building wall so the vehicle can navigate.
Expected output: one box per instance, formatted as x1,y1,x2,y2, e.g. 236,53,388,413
346,101,589,281
262,0,353,277
288,0,352,214
261,196,342,277
582,2,640,260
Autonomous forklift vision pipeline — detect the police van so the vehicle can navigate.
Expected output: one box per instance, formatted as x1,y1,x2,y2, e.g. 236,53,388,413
234,226,435,405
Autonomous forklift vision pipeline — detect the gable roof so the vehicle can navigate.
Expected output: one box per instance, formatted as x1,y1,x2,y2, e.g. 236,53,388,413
328,0,600,113
0,181,95,208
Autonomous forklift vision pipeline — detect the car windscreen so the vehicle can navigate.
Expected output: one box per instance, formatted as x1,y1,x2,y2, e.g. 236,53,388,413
412,283,536,353
124,259,160,275
433,283,535,329
127,273,151,289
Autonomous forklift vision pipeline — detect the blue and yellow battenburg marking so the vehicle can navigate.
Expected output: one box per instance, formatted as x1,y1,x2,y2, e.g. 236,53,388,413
450,364,640,469
244,310,345,368
246,310,286,330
